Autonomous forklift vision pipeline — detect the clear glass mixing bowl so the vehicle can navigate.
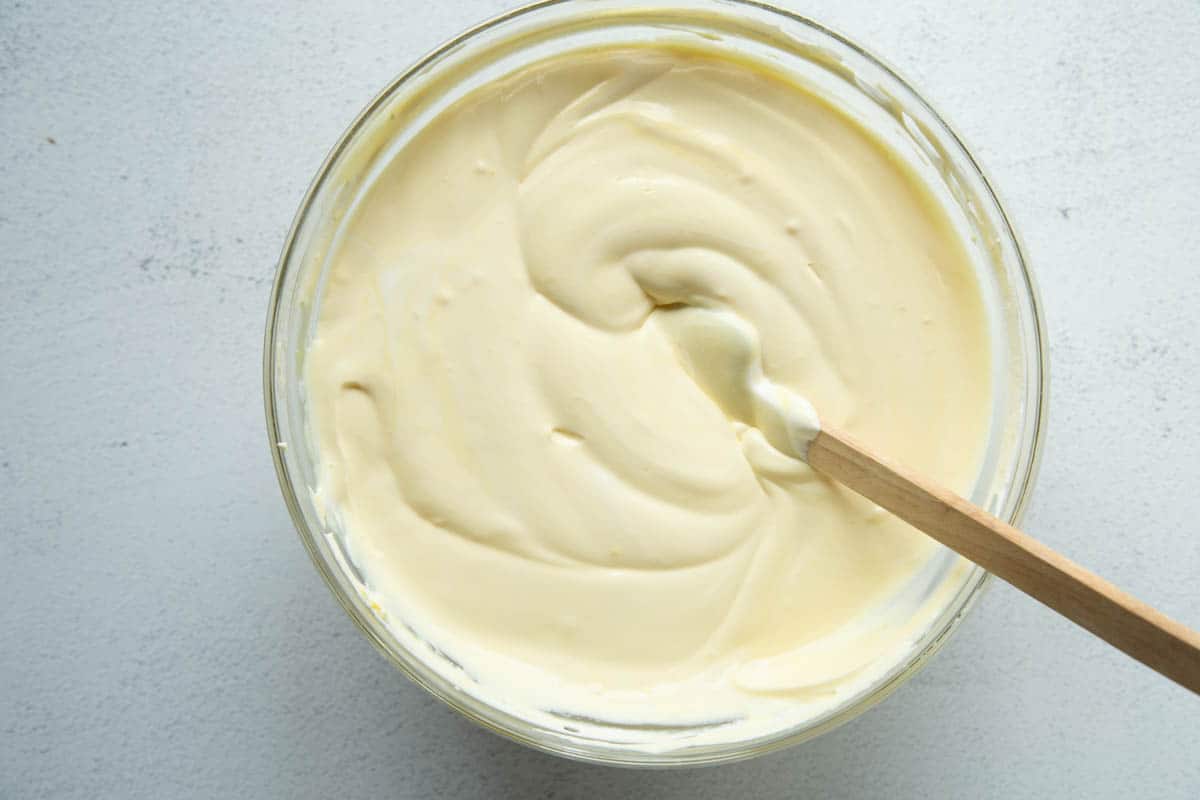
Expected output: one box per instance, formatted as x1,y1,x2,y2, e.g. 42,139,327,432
264,0,1047,767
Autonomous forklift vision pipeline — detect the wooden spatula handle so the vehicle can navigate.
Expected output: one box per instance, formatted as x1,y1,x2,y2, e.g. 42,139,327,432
807,426,1200,694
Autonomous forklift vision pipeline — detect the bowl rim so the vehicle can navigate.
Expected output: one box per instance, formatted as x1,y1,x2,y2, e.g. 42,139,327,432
263,0,1049,767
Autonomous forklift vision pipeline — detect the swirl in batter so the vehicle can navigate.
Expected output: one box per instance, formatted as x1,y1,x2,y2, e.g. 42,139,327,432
306,47,992,735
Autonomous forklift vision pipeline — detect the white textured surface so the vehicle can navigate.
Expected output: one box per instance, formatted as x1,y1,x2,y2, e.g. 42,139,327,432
2,0,1198,796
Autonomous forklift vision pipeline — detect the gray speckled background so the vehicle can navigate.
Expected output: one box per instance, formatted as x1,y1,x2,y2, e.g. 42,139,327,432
2,1,1198,797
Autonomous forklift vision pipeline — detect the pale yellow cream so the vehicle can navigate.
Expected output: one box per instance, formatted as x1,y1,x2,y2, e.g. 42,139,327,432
306,47,992,740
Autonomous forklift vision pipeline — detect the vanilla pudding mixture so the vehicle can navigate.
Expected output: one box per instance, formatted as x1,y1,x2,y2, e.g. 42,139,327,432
306,47,992,737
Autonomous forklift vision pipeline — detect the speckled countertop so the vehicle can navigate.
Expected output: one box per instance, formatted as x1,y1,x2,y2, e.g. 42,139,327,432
2,1,1198,797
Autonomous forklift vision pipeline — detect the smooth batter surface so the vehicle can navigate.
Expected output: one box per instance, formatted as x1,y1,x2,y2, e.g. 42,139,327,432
306,47,992,737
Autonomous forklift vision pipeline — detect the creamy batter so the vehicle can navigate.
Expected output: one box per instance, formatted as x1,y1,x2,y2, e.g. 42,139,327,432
306,47,992,739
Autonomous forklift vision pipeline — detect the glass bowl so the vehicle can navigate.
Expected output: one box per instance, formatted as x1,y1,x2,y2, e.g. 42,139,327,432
264,0,1047,767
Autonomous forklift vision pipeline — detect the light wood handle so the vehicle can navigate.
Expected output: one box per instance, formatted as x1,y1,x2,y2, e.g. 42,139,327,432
807,426,1200,695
